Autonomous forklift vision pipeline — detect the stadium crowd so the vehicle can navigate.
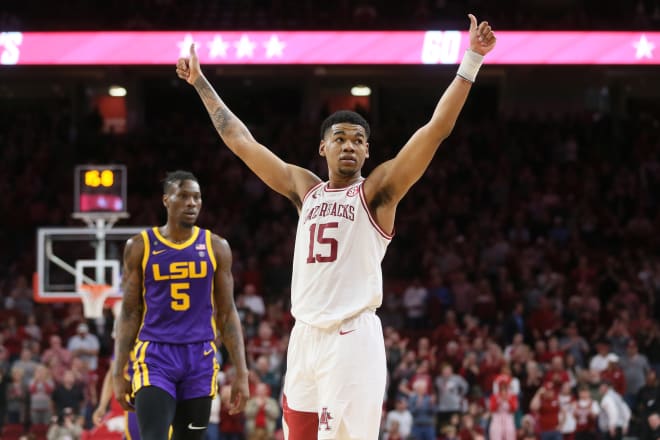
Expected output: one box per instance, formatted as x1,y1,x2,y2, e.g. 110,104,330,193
0,88,659,440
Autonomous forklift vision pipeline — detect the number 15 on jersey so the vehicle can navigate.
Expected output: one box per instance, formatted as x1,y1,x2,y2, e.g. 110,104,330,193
306,222,338,263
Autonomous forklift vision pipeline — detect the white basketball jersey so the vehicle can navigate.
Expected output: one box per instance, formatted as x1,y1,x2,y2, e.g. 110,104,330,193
291,179,393,328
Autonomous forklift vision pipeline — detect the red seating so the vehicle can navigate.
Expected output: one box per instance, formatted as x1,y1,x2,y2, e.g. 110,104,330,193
1,423,26,439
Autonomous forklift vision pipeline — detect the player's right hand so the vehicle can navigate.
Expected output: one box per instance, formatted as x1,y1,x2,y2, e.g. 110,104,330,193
176,44,202,85
113,375,134,412
468,14,496,56
228,375,250,414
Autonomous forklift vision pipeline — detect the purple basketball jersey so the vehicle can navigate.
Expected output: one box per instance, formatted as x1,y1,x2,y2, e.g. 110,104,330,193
138,226,217,343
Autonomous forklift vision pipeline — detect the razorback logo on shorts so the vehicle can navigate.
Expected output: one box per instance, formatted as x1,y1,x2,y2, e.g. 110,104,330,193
319,407,333,431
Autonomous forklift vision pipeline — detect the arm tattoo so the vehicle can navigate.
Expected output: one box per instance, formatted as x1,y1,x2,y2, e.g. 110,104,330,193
194,77,249,139
194,78,232,133
211,107,231,134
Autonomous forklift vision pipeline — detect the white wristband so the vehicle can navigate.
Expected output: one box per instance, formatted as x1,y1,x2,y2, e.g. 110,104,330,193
456,50,484,83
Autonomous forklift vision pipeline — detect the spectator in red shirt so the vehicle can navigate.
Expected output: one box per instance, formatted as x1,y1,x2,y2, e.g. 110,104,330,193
415,337,437,369
244,382,280,440
504,332,525,363
432,310,461,350
488,377,517,440
473,278,497,325
246,321,281,368
543,355,570,391
41,335,72,370
399,359,434,397
479,342,504,394
574,385,600,440
530,381,563,440
546,336,564,361
528,296,561,340
600,353,626,396
535,339,554,366
458,413,485,440
572,256,597,285
3,316,25,361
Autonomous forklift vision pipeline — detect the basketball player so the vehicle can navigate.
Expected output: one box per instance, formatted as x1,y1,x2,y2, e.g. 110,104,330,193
113,171,249,440
177,15,496,440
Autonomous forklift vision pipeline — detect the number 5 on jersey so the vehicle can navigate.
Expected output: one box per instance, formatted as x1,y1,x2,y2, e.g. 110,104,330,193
170,282,191,311
306,222,338,263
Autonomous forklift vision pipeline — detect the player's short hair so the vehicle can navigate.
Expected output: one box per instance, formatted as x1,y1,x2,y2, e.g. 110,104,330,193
320,110,370,140
163,170,198,193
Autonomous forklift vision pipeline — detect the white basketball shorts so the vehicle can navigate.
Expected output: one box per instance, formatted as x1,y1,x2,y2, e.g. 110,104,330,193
282,310,386,440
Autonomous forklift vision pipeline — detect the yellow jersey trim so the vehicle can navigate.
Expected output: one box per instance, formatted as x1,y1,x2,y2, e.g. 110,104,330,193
210,341,219,397
206,230,218,339
138,231,150,338
152,226,200,250
124,412,132,440
206,230,217,271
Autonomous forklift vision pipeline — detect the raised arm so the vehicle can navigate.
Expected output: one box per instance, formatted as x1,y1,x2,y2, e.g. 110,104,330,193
177,45,320,209
112,235,144,411
212,234,249,414
364,14,496,229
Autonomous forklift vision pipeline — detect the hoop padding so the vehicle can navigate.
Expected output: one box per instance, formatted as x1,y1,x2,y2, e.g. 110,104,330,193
79,284,113,319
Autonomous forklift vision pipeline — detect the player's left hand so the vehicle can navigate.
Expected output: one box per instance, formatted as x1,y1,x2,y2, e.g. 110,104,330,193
468,14,496,56
113,375,134,412
176,43,203,86
228,375,250,414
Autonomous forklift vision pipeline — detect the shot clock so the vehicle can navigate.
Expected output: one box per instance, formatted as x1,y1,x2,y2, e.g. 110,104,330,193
74,165,127,217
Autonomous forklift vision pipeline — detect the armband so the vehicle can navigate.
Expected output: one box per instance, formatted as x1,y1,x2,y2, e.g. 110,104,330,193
456,50,484,83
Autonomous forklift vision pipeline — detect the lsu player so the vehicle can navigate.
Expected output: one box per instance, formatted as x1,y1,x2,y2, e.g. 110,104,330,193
113,170,249,440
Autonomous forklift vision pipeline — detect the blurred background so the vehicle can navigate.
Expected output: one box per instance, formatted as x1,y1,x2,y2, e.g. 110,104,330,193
0,1,659,439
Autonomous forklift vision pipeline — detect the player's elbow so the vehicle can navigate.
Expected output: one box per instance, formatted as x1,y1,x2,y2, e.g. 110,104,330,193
424,121,454,144
436,121,455,142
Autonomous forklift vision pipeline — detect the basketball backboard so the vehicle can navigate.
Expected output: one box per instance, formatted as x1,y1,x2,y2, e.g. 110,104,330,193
35,226,145,306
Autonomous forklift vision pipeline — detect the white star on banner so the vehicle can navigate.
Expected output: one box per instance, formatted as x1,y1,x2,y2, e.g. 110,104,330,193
207,35,230,58
264,35,286,58
234,34,256,59
633,34,655,60
177,34,199,57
